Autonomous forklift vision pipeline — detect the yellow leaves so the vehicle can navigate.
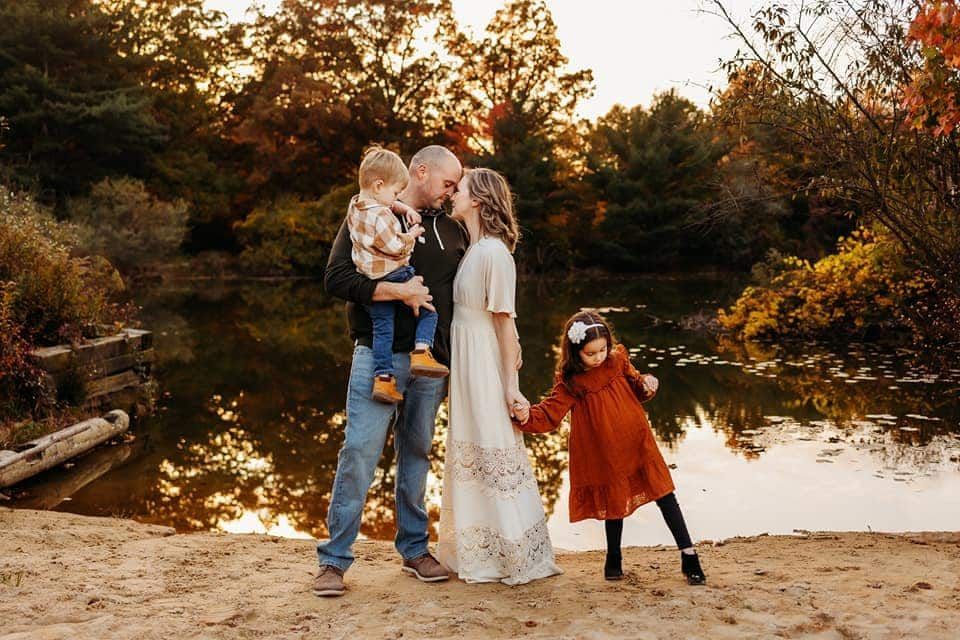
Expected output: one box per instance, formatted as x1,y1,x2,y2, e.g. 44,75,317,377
721,227,928,341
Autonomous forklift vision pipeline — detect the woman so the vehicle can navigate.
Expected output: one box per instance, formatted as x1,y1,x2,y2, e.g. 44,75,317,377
437,168,562,585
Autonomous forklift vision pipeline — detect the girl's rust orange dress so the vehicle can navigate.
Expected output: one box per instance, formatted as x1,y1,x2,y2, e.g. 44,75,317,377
517,344,675,523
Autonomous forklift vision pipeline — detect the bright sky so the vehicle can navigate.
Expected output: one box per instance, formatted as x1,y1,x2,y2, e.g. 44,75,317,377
206,0,762,119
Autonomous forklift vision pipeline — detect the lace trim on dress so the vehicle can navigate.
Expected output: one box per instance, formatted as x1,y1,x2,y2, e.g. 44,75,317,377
445,439,538,499
440,516,555,584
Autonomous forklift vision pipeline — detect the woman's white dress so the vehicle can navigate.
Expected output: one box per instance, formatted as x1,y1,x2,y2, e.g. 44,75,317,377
438,237,562,585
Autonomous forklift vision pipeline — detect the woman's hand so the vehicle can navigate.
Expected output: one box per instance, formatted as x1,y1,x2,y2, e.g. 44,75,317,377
506,389,530,421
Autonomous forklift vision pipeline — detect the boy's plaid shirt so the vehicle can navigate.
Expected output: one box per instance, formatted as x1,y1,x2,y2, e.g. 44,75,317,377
347,195,416,280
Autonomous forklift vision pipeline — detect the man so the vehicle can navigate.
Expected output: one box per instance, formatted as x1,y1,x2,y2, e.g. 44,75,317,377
314,145,467,597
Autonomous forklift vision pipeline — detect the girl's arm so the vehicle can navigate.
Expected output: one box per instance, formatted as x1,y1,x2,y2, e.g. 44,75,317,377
514,380,576,434
492,313,526,417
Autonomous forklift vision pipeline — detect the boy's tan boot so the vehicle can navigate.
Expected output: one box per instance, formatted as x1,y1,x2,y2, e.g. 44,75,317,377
410,348,449,378
372,375,403,404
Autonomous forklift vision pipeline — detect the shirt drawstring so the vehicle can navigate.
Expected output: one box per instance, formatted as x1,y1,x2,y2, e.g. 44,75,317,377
433,216,445,251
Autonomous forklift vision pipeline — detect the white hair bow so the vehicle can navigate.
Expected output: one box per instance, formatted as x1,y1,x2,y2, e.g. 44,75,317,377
567,321,604,345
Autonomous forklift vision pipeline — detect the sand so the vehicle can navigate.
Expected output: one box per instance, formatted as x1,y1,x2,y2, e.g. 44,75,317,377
1,507,958,639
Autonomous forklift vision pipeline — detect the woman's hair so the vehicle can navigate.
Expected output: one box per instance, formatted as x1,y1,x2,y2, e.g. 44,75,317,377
462,168,520,252
557,310,615,384
359,146,409,190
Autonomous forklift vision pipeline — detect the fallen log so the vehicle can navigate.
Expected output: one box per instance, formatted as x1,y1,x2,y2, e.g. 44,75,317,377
11,440,139,510
0,411,130,489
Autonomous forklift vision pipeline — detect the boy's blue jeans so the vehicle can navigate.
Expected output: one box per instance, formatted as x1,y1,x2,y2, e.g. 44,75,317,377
317,345,447,571
365,265,438,377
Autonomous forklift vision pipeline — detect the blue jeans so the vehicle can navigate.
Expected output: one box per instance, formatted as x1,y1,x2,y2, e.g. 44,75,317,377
365,265,438,377
317,345,447,572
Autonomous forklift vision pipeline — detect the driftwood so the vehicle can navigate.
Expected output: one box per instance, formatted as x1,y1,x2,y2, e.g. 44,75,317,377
10,440,139,510
0,410,129,489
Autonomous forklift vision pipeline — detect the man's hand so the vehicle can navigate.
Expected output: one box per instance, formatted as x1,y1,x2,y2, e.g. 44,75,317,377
398,275,434,316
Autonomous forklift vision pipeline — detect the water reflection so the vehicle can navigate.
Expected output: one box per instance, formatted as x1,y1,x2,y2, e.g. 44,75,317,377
9,275,959,547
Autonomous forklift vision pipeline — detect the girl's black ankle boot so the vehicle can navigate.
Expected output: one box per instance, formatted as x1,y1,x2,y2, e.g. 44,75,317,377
604,552,623,581
681,552,706,585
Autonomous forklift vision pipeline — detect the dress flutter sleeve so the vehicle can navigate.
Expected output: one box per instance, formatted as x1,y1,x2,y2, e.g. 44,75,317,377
483,242,517,317
515,379,576,434
618,344,656,403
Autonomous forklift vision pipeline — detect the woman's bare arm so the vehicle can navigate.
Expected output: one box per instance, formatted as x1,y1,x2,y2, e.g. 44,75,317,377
492,312,527,418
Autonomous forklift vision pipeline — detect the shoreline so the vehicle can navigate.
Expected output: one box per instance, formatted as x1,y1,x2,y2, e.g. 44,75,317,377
2,508,958,639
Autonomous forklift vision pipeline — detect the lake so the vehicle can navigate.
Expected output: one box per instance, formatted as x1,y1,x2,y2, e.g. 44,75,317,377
11,274,960,550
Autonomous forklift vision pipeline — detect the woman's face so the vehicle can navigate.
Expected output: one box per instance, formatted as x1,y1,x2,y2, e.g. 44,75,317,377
451,175,473,220
578,337,609,369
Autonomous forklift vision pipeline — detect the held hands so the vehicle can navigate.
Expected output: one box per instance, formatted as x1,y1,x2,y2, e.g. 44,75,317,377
507,389,530,424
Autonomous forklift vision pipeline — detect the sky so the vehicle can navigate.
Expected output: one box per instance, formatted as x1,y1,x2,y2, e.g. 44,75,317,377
205,0,762,119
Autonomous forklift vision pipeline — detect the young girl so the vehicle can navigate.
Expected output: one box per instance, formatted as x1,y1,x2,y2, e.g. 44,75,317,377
514,311,706,584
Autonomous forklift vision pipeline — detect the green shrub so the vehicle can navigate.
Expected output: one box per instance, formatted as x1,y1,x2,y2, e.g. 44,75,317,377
0,187,131,420
235,184,354,276
69,177,189,271
718,228,956,347
0,189,128,345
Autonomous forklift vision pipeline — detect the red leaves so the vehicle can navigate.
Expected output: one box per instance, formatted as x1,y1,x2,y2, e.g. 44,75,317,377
905,1,960,136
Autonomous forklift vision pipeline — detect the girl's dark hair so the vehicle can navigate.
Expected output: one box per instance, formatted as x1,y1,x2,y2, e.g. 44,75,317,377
557,311,616,385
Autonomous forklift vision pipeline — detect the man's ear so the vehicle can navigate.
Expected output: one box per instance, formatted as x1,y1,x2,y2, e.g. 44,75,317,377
414,164,428,181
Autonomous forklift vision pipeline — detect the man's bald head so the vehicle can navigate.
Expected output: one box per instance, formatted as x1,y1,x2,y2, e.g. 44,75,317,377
406,145,462,209
409,145,460,173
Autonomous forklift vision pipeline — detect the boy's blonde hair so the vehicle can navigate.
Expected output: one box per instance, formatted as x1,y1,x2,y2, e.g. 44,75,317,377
359,146,409,190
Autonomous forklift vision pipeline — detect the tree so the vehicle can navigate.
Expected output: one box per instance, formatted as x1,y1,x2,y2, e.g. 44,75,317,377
706,64,854,265
905,1,960,135
448,0,594,269
586,92,726,270
99,0,249,250
229,0,459,201
707,0,960,295
0,0,165,206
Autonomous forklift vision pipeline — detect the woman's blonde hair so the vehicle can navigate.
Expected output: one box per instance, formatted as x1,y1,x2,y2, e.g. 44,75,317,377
463,168,520,252
359,146,409,190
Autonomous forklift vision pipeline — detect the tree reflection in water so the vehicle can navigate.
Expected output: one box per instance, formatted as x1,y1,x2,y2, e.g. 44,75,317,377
28,276,958,539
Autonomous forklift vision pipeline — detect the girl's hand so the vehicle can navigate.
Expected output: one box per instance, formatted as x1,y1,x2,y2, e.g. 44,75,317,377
515,404,530,424
641,374,659,398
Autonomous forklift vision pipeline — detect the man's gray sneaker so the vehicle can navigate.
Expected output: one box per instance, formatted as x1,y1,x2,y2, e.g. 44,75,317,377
312,565,345,597
401,553,450,582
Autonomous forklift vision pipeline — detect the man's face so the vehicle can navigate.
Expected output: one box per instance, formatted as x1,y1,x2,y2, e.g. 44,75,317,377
421,158,462,208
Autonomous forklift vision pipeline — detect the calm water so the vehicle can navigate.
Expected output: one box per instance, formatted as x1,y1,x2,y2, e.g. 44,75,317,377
10,275,960,549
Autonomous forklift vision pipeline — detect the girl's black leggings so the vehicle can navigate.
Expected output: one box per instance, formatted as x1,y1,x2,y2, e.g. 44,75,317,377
604,492,693,554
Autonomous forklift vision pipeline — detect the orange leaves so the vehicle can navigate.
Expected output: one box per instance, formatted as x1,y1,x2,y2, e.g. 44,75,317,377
905,1,960,136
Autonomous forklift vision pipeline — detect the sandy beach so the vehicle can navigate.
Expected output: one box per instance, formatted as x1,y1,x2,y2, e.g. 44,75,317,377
1,507,958,639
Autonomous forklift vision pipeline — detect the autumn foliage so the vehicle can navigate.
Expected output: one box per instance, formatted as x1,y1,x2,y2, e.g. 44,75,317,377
905,1,960,135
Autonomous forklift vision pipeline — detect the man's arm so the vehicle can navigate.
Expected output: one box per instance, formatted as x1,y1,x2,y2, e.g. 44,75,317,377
324,219,436,313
